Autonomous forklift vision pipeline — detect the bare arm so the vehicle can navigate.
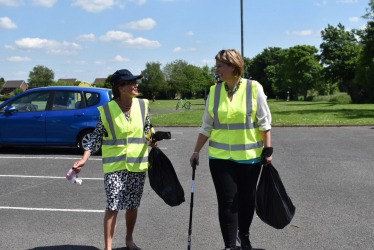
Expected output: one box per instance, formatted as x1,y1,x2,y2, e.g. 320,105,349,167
73,150,91,173
189,133,209,167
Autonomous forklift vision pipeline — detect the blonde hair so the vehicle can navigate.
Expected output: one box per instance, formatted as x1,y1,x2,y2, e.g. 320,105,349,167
215,49,244,77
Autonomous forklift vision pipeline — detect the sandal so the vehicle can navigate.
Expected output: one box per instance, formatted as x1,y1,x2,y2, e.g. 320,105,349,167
127,243,142,250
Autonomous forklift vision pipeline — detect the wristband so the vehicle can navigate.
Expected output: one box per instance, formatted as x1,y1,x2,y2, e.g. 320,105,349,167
193,152,199,154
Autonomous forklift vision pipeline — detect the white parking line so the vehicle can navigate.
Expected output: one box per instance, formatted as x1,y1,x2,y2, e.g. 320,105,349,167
0,206,104,213
1,156,101,160
0,175,103,180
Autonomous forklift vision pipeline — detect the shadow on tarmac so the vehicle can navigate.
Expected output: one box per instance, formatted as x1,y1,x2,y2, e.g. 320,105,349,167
28,246,265,250
28,246,100,250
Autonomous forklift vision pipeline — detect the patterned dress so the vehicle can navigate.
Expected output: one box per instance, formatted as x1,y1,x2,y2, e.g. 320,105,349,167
86,110,151,211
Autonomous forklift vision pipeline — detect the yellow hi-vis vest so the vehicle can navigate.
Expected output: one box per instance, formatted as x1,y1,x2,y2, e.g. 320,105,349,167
208,79,264,160
97,98,149,173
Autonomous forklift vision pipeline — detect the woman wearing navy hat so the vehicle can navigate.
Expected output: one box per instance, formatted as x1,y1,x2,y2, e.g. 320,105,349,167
73,69,157,250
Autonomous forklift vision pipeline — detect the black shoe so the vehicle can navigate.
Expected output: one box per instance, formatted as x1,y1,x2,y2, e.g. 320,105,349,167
238,234,252,250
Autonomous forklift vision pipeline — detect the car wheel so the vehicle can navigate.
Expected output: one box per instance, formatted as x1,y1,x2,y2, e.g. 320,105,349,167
78,130,101,155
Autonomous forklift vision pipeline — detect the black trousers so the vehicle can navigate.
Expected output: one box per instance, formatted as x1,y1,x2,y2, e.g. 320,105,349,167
209,159,261,248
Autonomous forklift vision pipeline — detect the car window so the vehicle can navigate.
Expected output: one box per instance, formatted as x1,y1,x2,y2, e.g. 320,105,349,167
85,92,100,107
0,92,50,113
52,91,83,111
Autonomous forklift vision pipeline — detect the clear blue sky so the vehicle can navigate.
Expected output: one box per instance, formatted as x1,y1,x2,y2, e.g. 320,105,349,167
0,0,369,83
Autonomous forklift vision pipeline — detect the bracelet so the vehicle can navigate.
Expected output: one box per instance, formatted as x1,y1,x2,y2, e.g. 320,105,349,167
193,152,199,154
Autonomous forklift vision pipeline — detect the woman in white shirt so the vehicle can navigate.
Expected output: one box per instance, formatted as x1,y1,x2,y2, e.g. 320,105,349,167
189,49,272,250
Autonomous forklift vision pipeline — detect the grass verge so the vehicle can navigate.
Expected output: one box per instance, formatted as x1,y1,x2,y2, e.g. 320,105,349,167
150,99,374,126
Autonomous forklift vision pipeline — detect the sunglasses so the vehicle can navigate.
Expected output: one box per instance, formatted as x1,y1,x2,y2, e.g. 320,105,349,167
219,50,226,56
124,80,138,86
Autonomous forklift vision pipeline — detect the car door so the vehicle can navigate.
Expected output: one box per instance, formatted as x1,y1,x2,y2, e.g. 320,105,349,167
0,91,50,143
45,90,87,144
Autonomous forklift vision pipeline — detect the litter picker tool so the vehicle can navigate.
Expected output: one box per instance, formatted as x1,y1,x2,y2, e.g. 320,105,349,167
187,159,197,250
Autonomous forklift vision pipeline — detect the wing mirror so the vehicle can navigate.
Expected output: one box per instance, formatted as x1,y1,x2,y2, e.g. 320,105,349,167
5,106,17,113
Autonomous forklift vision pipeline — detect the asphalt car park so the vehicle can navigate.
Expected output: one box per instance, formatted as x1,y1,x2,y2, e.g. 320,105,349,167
1,127,374,250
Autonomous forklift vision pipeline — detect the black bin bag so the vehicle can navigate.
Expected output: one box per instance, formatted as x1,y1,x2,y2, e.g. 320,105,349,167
151,131,171,142
255,163,296,229
148,147,185,207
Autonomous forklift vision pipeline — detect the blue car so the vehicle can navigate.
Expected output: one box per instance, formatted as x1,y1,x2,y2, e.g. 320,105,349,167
0,86,112,154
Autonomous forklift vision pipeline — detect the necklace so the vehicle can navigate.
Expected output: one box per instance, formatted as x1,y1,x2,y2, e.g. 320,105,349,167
224,79,241,94
119,100,132,109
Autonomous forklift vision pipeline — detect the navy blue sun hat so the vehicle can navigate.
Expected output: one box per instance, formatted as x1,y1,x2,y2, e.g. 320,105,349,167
110,69,143,86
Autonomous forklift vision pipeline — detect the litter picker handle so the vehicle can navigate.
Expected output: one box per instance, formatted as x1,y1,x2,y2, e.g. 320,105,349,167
188,159,197,250
192,158,196,180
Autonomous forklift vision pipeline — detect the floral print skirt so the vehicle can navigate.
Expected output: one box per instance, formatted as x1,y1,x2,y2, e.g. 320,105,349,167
104,169,146,211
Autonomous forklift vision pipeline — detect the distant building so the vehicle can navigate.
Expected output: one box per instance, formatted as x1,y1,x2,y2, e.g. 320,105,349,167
2,80,28,95
57,78,77,83
94,78,106,84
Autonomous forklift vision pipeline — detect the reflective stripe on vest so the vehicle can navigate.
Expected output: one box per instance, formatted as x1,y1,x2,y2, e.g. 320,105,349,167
212,80,258,130
101,99,146,146
98,98,148,173
209,79,263,160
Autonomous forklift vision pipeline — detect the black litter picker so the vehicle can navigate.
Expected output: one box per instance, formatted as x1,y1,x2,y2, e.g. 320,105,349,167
187,159,196,250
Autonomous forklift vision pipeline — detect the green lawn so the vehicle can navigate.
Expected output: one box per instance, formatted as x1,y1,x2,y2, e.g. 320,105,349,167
148,98,206,110
149,98,374,126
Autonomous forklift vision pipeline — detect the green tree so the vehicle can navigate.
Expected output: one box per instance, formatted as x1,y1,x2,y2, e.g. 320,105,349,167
105,74,112,84
139,62,167,99
0,77,4,93
354,20,374,103
49,81,75,86
210,65,219,82
243,57,252,80
283,45,323,101
352,0,374,103
245,47,286,97
362,0,374,20
163,59,189,98
320,23,361,92
182,65,215,98
28,65,54,88
13,88,24,95
265,60,289,99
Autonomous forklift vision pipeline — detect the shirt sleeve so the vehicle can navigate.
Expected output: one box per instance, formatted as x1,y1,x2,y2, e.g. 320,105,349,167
85,116,106,152
255,83,272,131
198,94,214,137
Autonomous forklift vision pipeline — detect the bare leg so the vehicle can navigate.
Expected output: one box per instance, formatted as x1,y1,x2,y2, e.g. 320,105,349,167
125,209,138,248
104,210,118,250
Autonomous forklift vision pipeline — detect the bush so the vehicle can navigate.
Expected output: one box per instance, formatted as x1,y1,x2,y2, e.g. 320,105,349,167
308,93,352,104
95,82,111,89
0,95,14,101
49,81,75,86
13,88,24,95
328,93,352,104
